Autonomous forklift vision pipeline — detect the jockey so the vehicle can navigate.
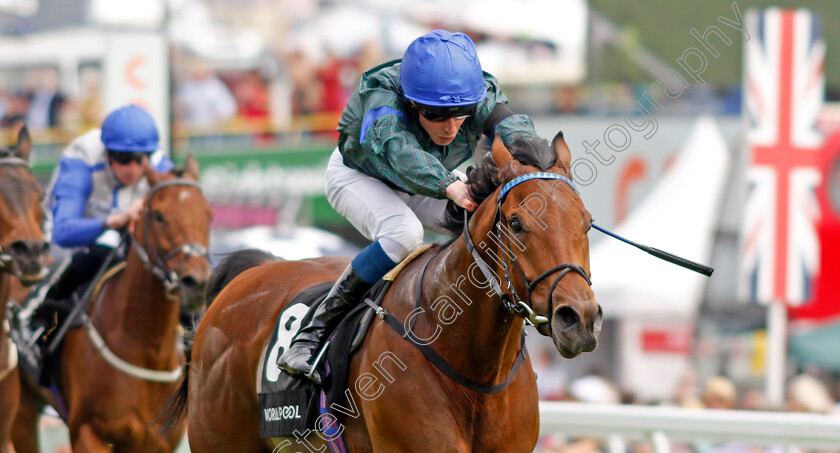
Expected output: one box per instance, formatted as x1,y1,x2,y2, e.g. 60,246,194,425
26,104,173,345
277,30,542,384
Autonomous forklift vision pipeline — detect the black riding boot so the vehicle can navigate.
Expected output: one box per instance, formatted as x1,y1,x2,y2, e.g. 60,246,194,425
276,265,372,385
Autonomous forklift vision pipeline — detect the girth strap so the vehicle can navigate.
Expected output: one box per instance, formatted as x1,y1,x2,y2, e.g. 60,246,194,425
361,282,528,395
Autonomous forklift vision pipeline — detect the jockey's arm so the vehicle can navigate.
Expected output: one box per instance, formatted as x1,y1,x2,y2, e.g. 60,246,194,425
50,157,104,248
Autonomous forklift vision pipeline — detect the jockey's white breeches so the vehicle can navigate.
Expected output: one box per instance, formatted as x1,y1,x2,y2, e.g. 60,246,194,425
325,149,451,263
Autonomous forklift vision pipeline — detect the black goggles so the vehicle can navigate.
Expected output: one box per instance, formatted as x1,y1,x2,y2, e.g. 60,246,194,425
415,103,476,122
109,151,147,165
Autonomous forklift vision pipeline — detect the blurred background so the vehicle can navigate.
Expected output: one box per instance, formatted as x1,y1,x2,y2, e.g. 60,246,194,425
2,0,840,451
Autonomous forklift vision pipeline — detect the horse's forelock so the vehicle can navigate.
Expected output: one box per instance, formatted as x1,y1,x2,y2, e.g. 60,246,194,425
467,135,556,204
509,135,556,171
439,134,559,236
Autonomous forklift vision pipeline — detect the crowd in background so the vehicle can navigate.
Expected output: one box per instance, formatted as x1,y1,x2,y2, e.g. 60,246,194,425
0,43,384,146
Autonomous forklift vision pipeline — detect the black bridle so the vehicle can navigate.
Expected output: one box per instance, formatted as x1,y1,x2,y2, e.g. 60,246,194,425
463,172,590,329
131,178,209,293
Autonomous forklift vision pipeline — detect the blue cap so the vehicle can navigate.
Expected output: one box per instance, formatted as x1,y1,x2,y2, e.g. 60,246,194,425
100,104,159,153
400,30,486,107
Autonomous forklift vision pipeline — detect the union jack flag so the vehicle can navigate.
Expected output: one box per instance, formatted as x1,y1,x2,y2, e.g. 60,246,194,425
740,8,824,306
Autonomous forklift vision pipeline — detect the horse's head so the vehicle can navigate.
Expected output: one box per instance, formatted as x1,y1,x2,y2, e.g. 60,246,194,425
0,126,49,286
470,132,602,358
135,154,212,316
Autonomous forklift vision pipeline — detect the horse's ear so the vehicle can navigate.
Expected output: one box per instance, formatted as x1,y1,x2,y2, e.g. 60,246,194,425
144,159,163,187
14,125,32,162
551,131,572,176
183,154,200,181
491,135,513,169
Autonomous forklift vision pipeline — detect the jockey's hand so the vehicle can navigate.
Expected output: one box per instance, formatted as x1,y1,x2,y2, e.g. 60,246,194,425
105,200,145,230
445,180,477,213
126,199,144,221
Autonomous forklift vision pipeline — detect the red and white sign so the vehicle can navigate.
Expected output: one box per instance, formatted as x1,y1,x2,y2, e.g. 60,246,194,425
740,9,825,306
104,32,169,154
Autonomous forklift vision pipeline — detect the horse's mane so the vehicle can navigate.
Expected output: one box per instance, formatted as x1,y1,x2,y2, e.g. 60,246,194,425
439,134,556,234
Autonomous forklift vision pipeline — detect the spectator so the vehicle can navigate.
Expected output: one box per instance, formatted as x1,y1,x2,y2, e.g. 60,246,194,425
701,376,737,409
0,90,30,130
531,343,567,401
568,372,621,405
175,59,237,129
0,81,8,122
78,67,104,129
26,68,66,130
234,70,270,122
787,374,835,414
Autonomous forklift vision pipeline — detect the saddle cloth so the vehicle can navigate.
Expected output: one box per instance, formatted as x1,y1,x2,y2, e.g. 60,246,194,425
256,245,434,440
256,280,387,439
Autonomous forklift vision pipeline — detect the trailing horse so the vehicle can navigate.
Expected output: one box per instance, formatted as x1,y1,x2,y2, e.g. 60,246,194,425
166,132,601,452
0,126,50,453
12,156,212,453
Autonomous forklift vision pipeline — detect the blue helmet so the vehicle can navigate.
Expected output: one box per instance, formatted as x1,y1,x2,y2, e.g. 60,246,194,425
400,30,486,108
100,104,159,153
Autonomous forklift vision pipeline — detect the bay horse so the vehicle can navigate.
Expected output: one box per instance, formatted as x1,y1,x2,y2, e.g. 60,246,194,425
12,156,212,453
168,132,602,452
0,126,50,453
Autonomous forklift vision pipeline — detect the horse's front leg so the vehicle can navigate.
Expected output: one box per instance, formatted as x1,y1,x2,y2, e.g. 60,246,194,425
72,424,113,453
10,388,42,453
0,368,20,453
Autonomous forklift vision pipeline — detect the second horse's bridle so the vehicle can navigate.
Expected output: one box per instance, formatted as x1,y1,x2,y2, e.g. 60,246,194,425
131,178,209,293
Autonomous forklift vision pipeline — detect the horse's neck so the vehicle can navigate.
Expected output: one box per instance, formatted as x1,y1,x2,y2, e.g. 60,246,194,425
98,249,180,360
415,239,525,384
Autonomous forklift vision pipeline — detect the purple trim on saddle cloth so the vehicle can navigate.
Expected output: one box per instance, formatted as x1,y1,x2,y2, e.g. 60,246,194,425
49,385,70,423
319,362,347,453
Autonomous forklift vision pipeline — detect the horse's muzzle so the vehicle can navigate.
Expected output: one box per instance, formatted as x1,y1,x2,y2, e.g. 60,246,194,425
176,268,210,314
550,302,602,358
8,239,50,286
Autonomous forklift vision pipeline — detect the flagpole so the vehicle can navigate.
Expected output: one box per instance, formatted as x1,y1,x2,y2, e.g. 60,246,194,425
766,300,787,408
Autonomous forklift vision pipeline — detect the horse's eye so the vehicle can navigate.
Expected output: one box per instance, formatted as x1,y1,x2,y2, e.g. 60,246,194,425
153,210,165,223
509,217,524,233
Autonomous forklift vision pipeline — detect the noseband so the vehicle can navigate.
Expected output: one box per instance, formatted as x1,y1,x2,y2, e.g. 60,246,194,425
131,178,208,293
464,172,591,328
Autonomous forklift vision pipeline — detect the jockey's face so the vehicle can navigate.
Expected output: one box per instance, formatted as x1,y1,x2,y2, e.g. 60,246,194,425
414,102,468,146
108,152,147,186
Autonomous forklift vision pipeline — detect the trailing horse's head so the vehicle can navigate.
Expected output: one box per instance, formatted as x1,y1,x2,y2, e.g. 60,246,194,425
137,154,212,316
0,126,49,286
471,132,602,358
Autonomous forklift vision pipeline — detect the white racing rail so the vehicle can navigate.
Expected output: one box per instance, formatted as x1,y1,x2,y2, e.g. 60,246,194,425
540,401,840,453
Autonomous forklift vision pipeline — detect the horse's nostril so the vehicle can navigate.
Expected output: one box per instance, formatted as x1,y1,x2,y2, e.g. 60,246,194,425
9,240,49,257
10,240,28,255
555,306,580,331
180,275,198,289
